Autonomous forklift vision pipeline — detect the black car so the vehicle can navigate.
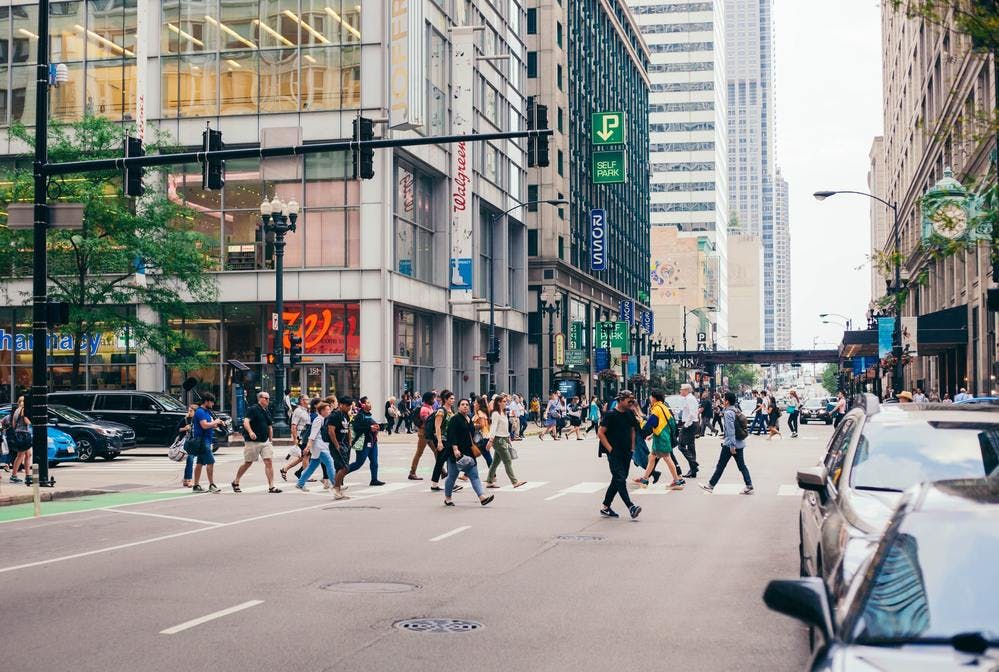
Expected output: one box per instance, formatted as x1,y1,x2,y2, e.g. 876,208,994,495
48,404,136,461
48,391,230,446
800,398,832,425
765,476,999,670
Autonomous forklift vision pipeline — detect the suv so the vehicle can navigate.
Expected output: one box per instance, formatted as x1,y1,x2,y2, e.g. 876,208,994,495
797,395,999,605
800,398,832,424
0,403,136,461
48,391,230,446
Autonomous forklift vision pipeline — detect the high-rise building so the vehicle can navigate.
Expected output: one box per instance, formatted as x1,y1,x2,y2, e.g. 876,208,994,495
867,136,889,304
878,7,996,396
725,0,789,349
773,168,791,348
629,0,728,350
726,233,763,349
527,0,652,398
0,1,532,412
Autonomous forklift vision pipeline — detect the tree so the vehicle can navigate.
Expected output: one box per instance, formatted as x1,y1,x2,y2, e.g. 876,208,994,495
821,365,840,396
0,115,218,386
723,362,759,391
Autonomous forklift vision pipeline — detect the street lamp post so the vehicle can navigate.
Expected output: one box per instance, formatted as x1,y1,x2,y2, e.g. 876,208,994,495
820,312,853,330
260,197,299,437
682,305,717,352
814,190,903,395
540,288,561,395
488,199,566,396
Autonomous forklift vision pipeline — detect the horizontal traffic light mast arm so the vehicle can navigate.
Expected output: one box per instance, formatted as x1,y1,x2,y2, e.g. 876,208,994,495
43,128,555,176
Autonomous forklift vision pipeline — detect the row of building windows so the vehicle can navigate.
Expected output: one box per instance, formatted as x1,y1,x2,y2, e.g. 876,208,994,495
650,181,715,192
651,141,715,152
652,161,715,172
640,22,713,34
650,101,714,113
651,121,715,133
648,41,712,53
651,202,716,212
649,61,713,73
652,81,714,92
630,3,712,14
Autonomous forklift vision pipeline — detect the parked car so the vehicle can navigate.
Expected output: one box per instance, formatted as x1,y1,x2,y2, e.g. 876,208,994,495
766,477,999,670
799,398,832,425
0,403,135,462
797,395,999,605
48,391,230,446
0,407,79,468
955,396,999,406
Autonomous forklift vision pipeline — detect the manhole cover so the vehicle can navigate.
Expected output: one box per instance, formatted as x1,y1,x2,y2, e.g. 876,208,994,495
322,582,418,594
555,534,605,542
394,618,483,633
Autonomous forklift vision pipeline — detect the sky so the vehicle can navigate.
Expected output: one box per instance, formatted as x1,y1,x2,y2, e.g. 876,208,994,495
773,0,884,349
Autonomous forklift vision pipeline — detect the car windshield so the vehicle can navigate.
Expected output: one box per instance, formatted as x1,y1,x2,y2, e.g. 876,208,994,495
804,400,823,409
149,393,185,411
51,405,94,423
853,516,999,644
851,421,999,492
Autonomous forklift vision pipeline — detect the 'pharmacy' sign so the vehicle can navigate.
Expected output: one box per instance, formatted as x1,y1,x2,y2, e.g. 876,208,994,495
0,330,124,357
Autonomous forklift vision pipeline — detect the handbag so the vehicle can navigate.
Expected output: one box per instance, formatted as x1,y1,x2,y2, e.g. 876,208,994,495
167,436,188,462
509,444,518,460
456,455,475,469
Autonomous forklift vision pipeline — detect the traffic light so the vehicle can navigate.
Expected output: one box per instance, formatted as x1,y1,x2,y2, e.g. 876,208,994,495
527,100,550,168
46,301,70,327
352,116,375,180
485,337,501,364
289,334,303,366
202,127,225,190
125,135,144,197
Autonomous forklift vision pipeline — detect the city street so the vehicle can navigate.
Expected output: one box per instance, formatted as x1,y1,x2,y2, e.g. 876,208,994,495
0,421,831,672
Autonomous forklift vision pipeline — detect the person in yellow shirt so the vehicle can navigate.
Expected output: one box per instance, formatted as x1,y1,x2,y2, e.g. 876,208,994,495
636,390,684,489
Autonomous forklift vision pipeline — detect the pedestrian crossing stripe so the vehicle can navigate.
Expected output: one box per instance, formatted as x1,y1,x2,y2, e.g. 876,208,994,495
707,484,747,495
496,481,548,492
777,484,801,497
631,487,680,495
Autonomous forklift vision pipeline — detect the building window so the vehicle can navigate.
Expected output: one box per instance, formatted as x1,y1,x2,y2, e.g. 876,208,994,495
557,149,563,176
527,229,538,256
394,160,439,283
557,64,563,90
527,51,537,78
556,22,562,47
557,107,563,133
527,8,536,34
527,184,539,210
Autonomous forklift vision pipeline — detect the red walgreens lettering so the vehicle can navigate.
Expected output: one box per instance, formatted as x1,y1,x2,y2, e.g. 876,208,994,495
452,141,469,212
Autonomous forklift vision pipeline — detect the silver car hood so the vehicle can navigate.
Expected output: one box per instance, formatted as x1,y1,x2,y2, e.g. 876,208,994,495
835,643,999,671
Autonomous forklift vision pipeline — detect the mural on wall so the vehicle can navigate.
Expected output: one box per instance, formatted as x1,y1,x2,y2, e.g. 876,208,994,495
649,227,699,306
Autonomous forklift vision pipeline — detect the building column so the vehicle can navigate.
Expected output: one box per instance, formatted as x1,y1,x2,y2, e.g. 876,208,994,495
135,305,165,392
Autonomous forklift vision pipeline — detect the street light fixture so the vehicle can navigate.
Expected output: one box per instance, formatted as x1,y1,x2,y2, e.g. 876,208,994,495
819,312,853,330
486,199,567,396
814,189,903,395
682,305,717,352
540,287,562,395
260,196,299,437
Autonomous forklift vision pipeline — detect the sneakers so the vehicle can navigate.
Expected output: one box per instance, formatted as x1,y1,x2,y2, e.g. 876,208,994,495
9,476,22,484
699,483,714,493
639,478,650,489
669,479,686,489
208,483,221,494
369,480,386,486
599,507,620,518
741,486,755,495
295,483,310,492
192,484,205,493
629,504,642,519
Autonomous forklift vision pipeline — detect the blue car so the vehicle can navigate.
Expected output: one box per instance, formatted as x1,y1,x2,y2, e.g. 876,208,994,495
955,397,999,406
1,407,80,467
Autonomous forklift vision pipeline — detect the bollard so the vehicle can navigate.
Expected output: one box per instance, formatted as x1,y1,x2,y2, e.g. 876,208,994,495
32,463,41,518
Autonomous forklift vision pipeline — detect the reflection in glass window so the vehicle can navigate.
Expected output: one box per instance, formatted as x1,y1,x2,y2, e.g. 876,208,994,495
301,45,358,111
394,162,437,283
259,48,297,112
50,61,84,120
162,0,217,53
161,54,218,117
220,50,257,114
10,65,37,125
86,59,135,120
50,1,87,61
87,0,137,60
256,0,299,48
12,5,40,65
218,0,259,50
0,66,8,125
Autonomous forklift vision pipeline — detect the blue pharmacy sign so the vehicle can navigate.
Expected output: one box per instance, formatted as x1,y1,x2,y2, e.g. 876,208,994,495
589,209,607,271
618,300,634,326
877,317,895,358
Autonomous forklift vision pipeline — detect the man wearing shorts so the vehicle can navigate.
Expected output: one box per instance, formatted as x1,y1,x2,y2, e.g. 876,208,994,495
191,394,222,493
233,391,282,493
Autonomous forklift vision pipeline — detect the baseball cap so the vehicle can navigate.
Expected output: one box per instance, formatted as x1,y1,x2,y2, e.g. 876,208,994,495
616,389,635,401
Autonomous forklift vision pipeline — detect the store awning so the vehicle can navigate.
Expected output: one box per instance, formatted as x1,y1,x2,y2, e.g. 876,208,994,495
837,306,968,359
840,329,877,358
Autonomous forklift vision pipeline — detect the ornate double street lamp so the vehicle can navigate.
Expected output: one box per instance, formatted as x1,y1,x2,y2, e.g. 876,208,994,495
260,197,299,437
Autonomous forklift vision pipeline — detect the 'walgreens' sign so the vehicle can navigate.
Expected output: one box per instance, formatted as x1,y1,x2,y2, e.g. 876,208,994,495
449,26,476,301
452,141,469,212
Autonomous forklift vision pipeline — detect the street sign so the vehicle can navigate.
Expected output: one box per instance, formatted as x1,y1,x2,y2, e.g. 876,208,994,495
554,333,565,366
591,111,625,145
595,347,610,371
697,331,706,343
619,300,635,326
590,209,607,271
570,321,584,349
596,321,630,353
565,349,586,367
271,312,279,330
592,150,627,184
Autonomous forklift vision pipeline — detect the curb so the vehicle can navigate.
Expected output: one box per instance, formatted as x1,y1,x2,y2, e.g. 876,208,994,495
0,488,110,508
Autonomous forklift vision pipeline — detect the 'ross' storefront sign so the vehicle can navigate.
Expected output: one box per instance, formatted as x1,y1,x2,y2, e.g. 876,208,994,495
590,209,606,271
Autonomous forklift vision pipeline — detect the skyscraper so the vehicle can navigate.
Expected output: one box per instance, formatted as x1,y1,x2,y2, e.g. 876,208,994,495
725,0,790,349
773,169,791,348
630,0,729,350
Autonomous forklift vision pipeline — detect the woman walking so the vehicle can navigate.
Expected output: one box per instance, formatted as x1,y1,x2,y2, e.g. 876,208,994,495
710,393,724,435
636,391,684,489
472,396,494,469
586,397,601,434
7,396,32,484
786,390,801,438
384,396,399,435
540,391,560,440
443,398,494,507
766,394,782,440
177,404,198,487
831,391,847,426
565,396,584,440
485,395,526,489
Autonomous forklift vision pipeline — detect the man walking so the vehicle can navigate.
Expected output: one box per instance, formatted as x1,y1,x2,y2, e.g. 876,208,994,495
280,396,312,481
233,391,282,494
749,390,767,435
191,394,222,493
700,391,753,495
428,391,457,492
596,390,642,520
675,383,700,478
325,396,353,499
295,401,337,494
408,391,436,480
348,396,385,486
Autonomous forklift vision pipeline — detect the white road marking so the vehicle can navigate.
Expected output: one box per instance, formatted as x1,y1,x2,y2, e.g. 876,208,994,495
348,482,415,497
777,484,801,496
497,481,548,493
544,481,606,501
544,492,569,501
159,600,264,635
708,484,746,495
632,487,679,496
107,509,223,527
429,525,471,542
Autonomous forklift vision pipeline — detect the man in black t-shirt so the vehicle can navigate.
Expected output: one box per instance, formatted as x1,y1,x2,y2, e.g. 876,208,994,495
698,391,713,437
234,391,281,493
325,396,353,498
597,390,642,520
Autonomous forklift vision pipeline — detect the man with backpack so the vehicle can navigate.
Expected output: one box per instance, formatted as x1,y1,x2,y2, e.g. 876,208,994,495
408,391,437,480
347,396,385,486
700,391,754,495
427,390,459,492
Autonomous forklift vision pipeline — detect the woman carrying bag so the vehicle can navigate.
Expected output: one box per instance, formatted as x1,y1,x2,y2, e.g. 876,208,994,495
485,395,526,489
472,396,494,469
786,390,801,438
7,396,33,485
174,404,198,487
443,398,494,507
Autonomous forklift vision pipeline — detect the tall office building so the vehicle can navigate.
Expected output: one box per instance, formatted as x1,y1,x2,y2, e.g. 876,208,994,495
773,168,791,348
867,136,889,304
630,0,729,351
527,0,651,398
725,0,789,349
0,1,532,412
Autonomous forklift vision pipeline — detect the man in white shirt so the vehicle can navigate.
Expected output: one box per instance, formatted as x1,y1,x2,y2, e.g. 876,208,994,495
280,396,312,481
954,388,972,403
675,384,701,478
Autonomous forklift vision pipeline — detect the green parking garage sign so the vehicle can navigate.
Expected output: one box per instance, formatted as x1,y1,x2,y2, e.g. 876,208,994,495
592,150,627,184
592,111,625,145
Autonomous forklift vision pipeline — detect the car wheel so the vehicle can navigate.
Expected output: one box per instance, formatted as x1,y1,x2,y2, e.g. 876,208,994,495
825,419,832,425
76,438,96,462
101,451,120,461
801,418,808,425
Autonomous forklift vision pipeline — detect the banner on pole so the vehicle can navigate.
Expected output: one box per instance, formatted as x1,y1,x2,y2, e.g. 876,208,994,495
901,316,918,356
448,26,475,301
878,317,895,358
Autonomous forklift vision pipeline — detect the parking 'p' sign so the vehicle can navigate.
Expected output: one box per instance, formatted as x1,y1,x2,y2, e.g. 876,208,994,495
592,111,625,145
590,209,606,271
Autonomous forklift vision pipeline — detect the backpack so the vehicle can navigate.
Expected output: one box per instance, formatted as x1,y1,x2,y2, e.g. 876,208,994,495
424,409,452,445
734,409,749,441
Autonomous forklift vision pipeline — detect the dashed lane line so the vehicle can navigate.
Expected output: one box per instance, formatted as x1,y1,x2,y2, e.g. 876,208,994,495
160,600,264,635
429,525,471,542
106,508,224,527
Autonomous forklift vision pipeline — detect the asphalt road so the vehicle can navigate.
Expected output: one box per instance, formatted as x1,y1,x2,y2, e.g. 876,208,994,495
0,420,832,672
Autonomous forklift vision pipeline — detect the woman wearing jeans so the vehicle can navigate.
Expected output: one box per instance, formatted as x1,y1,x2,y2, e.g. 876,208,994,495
295,402,338,494
178,404,197,487
485,395,526,489
786,390,801,438
443,398,494,507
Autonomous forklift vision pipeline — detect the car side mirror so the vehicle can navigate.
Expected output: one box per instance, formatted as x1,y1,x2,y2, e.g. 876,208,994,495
763,578,833,642
797,466,827,492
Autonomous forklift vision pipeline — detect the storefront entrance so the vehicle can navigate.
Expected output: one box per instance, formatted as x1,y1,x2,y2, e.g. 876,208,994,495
287,362,360,402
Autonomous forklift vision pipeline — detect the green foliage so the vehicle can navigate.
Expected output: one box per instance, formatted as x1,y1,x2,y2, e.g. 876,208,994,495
889,1,999,52
0,115,218,383
821,365,840,396
723,362,759,390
